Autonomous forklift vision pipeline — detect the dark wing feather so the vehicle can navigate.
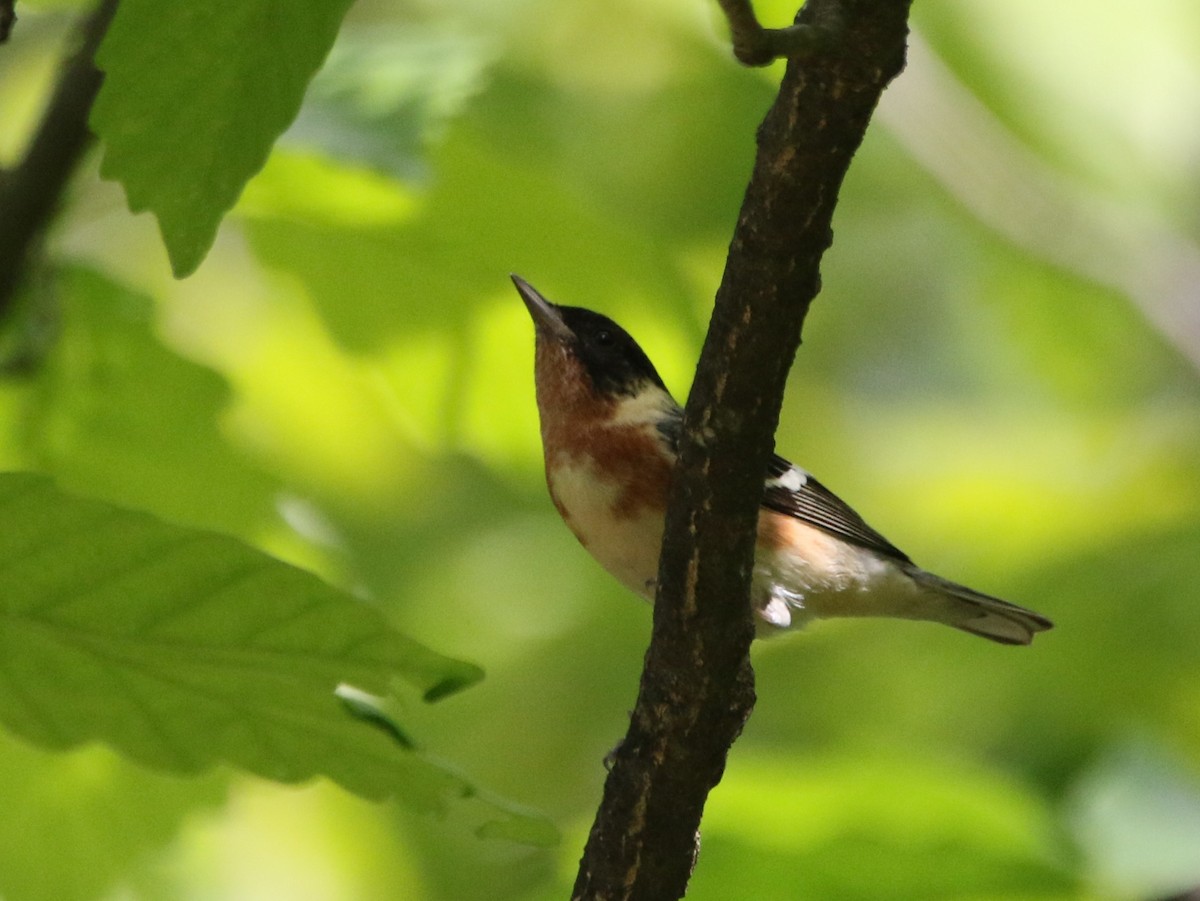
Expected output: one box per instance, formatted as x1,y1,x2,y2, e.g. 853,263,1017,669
762,454,911,563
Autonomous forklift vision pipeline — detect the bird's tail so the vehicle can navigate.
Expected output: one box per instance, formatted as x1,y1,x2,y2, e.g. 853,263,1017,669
908,568,1053,645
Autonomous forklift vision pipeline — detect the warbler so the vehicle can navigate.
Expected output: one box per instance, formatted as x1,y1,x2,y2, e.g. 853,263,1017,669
513,275,1052,645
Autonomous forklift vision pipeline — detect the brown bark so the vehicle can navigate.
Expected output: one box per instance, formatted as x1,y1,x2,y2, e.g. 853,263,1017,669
571,2,914,898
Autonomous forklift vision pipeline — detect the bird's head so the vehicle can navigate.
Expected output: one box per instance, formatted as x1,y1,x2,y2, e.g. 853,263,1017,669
512,274,680,521
511,275,668,414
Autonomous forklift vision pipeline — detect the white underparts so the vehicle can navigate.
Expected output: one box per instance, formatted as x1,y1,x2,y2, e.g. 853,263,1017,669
752,534,918,635
546,456,664,601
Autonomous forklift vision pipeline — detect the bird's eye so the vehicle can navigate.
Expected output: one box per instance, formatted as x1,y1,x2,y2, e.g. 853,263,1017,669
595,329,614,346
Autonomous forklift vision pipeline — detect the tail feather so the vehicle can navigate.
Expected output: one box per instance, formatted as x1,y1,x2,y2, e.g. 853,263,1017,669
909,569,1053,646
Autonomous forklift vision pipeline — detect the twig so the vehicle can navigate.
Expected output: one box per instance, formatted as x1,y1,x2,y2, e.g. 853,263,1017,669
571,1,913,898
0,0,118,318
1,0,15,43
716,0,842,66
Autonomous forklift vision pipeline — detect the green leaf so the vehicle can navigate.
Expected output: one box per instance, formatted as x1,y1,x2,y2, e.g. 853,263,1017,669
473,798,561,848
0,473,483,809
91,0,355,276
333,685,560,846
26,266,279,533
283,25,494,181
336,683,415,750
0,732,228,901
693,752,1077,900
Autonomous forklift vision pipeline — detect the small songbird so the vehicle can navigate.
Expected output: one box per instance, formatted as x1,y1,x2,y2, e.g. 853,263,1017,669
512,275,1053,645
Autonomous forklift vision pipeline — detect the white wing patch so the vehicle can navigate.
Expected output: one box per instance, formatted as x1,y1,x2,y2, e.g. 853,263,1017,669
765,465,809,493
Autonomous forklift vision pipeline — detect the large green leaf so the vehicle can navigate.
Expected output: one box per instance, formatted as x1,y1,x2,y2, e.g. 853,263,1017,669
0,473,483,808
91,0,355,276
26,266,279,534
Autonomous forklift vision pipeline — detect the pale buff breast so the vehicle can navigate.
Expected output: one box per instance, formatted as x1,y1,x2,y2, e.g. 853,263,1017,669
533,353,677,598
547,456,665,599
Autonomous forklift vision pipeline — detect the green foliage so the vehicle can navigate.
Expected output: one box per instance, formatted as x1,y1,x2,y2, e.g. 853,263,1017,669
0,471,483,791
25,266,279,530
692,753,1077,901
1067,740,1200,899
286,25,494,181
0,732,227,901
1,0,1199,898
91,0,355,276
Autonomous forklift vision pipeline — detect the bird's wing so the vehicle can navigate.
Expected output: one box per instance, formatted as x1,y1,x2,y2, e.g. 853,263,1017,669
761,454,912,563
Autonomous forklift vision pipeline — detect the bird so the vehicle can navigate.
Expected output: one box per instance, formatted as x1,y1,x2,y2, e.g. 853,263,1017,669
512,274,1053,645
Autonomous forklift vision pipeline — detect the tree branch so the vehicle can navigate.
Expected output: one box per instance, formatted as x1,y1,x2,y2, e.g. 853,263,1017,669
570,1,913,899
0,0,118,319
716,0,841,67
1,0,15,43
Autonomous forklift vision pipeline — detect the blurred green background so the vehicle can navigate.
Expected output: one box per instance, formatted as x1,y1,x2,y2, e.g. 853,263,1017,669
2,0,1200,898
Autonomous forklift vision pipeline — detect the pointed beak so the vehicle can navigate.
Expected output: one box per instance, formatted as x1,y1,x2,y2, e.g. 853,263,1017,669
511,274,573,341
